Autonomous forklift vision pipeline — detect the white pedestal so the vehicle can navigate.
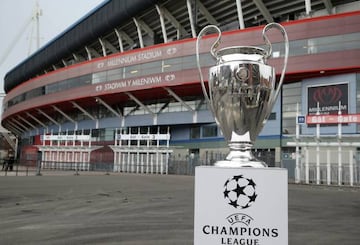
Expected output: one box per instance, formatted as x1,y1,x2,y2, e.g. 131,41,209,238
194,166,288,245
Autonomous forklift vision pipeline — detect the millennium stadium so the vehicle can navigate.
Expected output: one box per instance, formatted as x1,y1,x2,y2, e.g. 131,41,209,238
1,0,360,185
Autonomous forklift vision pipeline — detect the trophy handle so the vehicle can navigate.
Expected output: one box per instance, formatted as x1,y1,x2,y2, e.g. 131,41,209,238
262,23,289,103
196,25,221,110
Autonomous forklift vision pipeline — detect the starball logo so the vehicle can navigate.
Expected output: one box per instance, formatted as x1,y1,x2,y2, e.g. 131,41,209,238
223,175,257,209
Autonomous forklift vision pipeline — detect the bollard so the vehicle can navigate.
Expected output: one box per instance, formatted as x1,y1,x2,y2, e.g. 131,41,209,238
36,160,42,176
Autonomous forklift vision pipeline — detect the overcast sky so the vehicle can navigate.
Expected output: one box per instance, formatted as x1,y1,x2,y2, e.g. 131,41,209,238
0,0,105,95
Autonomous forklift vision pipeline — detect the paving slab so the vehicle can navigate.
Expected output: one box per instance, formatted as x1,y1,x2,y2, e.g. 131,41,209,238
0,171,359,244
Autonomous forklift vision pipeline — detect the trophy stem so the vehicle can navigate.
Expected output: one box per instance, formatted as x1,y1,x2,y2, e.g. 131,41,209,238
214,141,268,168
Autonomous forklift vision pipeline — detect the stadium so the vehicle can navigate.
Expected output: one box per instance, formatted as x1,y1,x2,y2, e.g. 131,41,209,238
1,0,360,184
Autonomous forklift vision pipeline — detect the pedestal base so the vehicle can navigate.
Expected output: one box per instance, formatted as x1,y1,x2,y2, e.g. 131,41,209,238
194,166,288,245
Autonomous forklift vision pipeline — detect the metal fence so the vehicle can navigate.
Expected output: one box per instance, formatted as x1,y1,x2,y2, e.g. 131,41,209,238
2,150,360,187
294,149,360,186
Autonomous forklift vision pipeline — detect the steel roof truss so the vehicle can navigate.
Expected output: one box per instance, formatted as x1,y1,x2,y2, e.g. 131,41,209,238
85,46,92,60
195,99,206,111
164,87,194,111
52,105,76,123
17,115,37,129
5,122,23,135
136,18,154,38
133,17,144,48
196,0,219,26
88,46,101,59
157,101,170,114
71,101,96,120
157,5,187,38
37,109,60,126
26,112,47,128
114,28,124,52
322,0,333,14
95,97,122,118
155,4,168,43
11,118,29,131
125,92,154,115
103,39,118,54
98,38,107,57
72,53,85,62
252,0,274,23
186,0,197,38
116,29,135,47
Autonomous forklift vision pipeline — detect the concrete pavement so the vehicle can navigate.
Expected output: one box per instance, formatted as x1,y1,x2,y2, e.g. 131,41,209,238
0,171,359,244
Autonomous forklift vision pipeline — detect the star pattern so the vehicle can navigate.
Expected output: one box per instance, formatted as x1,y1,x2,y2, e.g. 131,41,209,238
223,189,230,198
233,184,246,197
247,178,256,187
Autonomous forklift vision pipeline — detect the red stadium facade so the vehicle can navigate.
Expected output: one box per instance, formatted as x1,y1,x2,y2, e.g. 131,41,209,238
2,1,360,180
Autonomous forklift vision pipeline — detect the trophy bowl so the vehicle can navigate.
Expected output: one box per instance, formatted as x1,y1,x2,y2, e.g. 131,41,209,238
196,23,289,168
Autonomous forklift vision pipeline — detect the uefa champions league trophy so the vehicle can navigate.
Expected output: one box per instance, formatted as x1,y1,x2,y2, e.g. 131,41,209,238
196,23,289,168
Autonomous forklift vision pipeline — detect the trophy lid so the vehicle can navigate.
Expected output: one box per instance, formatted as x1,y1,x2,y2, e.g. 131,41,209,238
216,46,268,62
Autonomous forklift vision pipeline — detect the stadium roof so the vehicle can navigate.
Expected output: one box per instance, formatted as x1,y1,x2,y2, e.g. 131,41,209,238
4,0,359,93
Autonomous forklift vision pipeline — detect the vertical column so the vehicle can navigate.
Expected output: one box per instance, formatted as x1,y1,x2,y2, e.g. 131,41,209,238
186,0,196,38
150,153,154,174
305,0,312,16
338,101,342,185
72,131,76,169
235,0,245,29
116,129,120,172
155,5,168,43
295,103,300,183
156,127,160,173
131,153,135,173
327,149,331,185
87,151,91,171
50,130,54,169
160,152,164,174
136,127,140,173
165,126,170,175
338,145,342,185
146,127,150,174
305,146,309,184
349,150,354,186
114,29,124,53
118,129,122,172
64,130,68,169
141,153,144,174
316,102,320,184
41,150,45,169
79,150,83,171
128,128,131,173
122,152,126,173
133,18,144,48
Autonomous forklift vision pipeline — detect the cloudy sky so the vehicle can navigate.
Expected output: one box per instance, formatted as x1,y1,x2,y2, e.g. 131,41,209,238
0,0,105,95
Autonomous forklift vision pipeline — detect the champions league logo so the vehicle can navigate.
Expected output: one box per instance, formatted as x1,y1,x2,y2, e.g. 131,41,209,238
199,174,280,244
223,175,257,209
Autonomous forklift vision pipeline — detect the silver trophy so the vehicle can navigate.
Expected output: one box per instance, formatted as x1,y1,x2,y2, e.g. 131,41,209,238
196,23,289,168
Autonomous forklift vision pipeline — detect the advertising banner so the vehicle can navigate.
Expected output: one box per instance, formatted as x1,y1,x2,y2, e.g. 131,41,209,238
308,83,348,115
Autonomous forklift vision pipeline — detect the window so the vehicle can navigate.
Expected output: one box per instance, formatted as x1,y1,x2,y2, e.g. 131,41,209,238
202,124,218,137
190,126,201,139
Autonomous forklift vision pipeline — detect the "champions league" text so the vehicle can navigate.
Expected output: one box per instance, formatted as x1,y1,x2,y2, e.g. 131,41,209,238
202,225,279,245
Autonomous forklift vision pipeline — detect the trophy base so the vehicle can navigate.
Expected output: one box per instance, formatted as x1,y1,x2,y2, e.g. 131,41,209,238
214,159,267,168
214,147,268,168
